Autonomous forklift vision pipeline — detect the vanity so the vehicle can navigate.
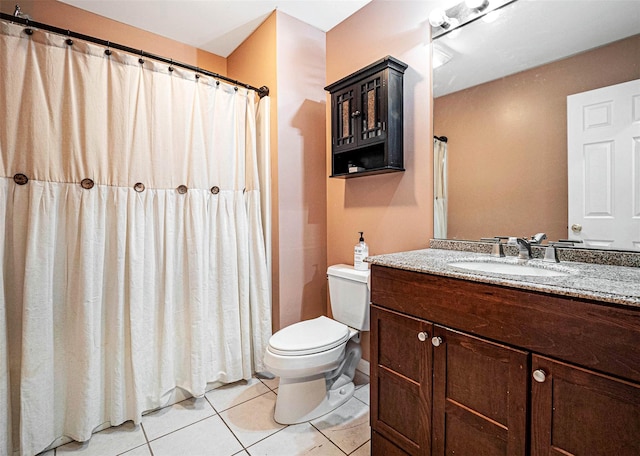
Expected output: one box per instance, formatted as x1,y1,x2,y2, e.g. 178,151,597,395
368,243,640,456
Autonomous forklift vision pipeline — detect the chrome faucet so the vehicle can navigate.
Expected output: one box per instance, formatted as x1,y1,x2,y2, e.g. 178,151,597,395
508,237,532,260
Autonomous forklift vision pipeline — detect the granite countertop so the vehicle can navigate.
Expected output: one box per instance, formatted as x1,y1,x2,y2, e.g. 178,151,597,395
367,248,640,308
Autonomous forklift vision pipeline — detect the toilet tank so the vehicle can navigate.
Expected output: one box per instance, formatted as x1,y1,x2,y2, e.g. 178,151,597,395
327,264,370,331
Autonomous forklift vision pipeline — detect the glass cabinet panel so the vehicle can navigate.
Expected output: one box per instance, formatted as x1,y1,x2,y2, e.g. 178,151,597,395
361,77,382,140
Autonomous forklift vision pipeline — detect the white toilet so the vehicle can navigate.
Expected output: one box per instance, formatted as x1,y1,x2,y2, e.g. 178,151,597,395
264,264,370,424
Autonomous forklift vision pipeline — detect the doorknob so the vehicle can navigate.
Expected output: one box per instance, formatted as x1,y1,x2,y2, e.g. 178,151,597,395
571,224,582,233
417,331,428,342
431,336,444,347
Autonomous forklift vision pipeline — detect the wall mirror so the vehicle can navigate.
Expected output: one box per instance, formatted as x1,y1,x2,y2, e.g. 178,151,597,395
432,0,640,250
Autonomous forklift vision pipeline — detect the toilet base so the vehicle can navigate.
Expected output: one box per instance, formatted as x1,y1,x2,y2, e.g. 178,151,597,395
274,374,355,424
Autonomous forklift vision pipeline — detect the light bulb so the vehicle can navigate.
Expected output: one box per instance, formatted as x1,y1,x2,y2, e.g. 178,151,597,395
465,0,489,11
429,9,453,28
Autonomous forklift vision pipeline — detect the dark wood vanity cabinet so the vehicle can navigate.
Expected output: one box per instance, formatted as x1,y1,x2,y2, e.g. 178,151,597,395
370,264,640,456
325,56,407,178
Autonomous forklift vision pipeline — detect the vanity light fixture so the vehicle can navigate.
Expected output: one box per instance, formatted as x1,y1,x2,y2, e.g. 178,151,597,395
430,0,516,39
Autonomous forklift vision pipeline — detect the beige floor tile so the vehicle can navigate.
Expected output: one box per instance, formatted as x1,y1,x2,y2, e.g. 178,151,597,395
354,370,370,388
350,440,371,456
142,397,215,441
247,422,344,456
354,383,370,406
311,397,370,454
219,391,284,447
257,376,280,391
56,422,147,456
120,445,152,456
149,415,242,456
205,378,271,412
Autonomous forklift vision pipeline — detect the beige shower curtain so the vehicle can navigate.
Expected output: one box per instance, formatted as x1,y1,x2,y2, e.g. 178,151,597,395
434,137,448,238
0,19,271,456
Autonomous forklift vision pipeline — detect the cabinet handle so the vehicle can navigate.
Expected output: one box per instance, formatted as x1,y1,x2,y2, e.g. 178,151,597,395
431,336,444,347
417,331,428,342
351,110,361,118
533,369,547,383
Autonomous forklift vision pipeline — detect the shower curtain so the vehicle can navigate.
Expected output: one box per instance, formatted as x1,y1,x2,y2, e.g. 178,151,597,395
433,137,448,238
0,20,271,456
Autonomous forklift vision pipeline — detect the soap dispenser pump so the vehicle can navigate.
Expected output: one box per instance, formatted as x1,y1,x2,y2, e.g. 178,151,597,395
354,231,369,271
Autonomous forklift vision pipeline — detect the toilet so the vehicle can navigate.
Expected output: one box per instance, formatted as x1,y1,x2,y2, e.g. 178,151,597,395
264,264,370,424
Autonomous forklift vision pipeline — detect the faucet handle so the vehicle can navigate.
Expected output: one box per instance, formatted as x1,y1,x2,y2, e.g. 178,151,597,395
481,237,508,257
543,244,559,263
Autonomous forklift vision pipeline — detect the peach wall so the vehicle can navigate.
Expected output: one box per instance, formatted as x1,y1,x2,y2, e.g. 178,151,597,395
274,12,328,329
326,0,433,362
0,0,226,73
229,12,328,331
435,34,640,242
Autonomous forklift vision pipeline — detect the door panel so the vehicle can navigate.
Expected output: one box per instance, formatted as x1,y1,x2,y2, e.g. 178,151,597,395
531,355,640,456
432,326,528,456
567,78,640,250
371,305,432,455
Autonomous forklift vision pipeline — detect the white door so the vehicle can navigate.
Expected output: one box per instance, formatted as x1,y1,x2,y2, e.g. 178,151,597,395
567,79,640,250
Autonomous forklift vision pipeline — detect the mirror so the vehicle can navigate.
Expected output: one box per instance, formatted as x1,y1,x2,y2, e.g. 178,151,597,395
432,0,640,250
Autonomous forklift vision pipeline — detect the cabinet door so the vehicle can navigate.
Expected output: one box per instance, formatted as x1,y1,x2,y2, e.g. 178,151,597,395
432,326,528,456
331,83,358,153
531,354,640,456
371,305,432,455
357,70,387,148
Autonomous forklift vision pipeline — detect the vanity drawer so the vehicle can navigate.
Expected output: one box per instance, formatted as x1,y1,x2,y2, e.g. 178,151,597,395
371,265,640,383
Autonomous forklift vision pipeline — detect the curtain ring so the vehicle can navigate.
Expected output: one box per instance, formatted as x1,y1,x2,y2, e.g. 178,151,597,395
105,41,112,56
80,178,94,189
168,59,174,72
139,50,144,65
210,186,220,195
66,30,73,46
134,182,145,193
23,28,33,36
177,185,188,194
13,173,29,185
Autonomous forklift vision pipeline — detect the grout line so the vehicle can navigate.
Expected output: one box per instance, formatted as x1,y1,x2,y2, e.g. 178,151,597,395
348,439,370,455
144,413,218,443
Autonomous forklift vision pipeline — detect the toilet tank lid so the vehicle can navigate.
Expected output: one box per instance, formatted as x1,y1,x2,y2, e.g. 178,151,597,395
327,264,370,283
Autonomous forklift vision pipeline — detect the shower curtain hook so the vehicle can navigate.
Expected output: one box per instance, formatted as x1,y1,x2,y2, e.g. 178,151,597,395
65,29,73,46
195,67,200,80
105,41,112,56
138,49,144,65
169,58,174,72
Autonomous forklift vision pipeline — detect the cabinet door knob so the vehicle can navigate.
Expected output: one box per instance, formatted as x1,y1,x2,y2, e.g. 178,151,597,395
533,369,547,383
417,331,428,342
431,336,443,347
351,110,361,118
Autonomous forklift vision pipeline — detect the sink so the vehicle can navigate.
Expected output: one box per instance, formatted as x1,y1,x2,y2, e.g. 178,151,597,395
448,261,572,277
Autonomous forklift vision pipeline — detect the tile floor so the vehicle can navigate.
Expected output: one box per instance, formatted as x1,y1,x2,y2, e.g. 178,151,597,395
39,373,371,456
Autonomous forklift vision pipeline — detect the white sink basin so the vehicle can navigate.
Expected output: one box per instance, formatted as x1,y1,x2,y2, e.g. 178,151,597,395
448,261,572,277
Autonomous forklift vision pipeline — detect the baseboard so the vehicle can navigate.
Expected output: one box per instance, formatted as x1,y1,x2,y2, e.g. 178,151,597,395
356,358,370,376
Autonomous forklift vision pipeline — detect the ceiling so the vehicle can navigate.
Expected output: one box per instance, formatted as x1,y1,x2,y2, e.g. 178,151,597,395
59,0,374,57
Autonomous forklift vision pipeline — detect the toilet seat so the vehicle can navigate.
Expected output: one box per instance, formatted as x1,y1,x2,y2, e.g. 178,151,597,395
268,316,350,356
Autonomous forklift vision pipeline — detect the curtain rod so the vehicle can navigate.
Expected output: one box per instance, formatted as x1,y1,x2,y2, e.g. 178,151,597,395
0,12,269,98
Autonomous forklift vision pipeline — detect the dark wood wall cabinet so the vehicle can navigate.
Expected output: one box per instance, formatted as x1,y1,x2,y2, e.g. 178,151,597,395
325,56,407,178
370,264,640,456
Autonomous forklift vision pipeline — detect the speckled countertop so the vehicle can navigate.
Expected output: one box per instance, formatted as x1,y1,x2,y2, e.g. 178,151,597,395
367,245,640,308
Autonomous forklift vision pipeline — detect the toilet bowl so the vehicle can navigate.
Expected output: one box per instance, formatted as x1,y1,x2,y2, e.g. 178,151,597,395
264,264,370,424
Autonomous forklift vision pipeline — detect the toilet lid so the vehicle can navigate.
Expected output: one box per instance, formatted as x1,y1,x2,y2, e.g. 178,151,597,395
268,316,350,356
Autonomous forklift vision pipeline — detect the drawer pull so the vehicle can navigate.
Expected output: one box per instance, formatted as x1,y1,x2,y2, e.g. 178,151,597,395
417,331,428,342
431,336,444,347
533,369,547,383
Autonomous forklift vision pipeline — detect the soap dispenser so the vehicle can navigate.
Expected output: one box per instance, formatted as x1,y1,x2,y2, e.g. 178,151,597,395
354,232,369,271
